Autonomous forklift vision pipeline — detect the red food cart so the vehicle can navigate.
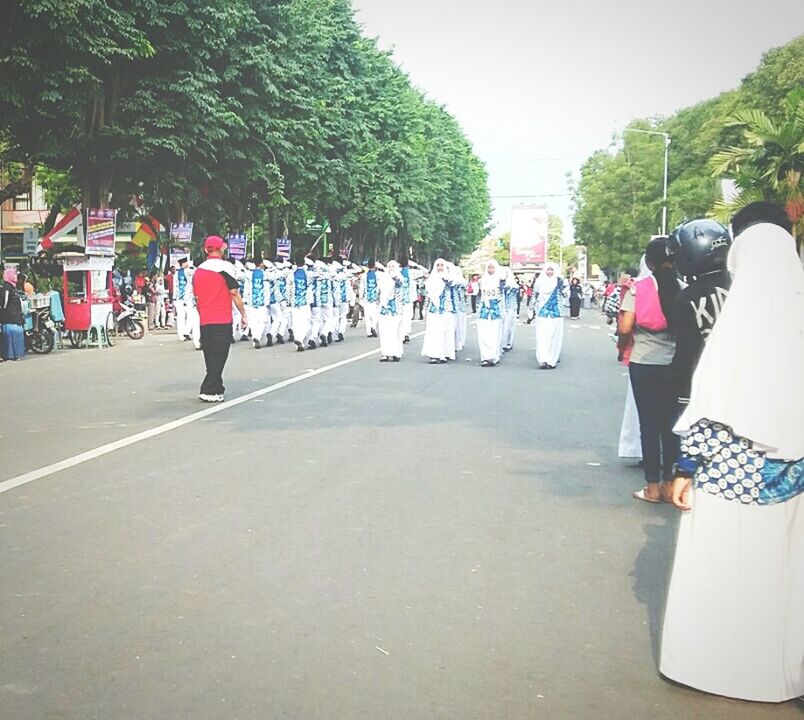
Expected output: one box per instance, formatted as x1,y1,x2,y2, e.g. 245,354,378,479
59,253,116,348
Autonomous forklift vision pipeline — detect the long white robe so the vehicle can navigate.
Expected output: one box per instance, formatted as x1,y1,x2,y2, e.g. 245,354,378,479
535,316,563,366
660,490,804,702
477,318,502,363
618,377,642,458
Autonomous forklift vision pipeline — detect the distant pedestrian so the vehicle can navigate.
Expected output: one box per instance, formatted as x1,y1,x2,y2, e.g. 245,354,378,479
0,268,25,361
193,236,247,402
569,277,582,319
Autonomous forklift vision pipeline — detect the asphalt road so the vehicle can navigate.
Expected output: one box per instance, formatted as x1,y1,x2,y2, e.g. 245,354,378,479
0,313,800,719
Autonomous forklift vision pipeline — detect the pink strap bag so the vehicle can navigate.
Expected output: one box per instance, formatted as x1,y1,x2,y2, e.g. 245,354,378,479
633,276,668,331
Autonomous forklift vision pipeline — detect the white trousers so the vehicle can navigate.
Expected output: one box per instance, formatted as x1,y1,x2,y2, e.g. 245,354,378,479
232,305,244,341
278,302,289,336
338,303,349,336
445,313,457,359
175,299,191,339
268,303,283,338
535,316,563,366
455,310,467,351
401,303,414,339
290,305,312,345
501,309,516,349
322,306,336,337
379,314,404,358
187,306,201,349
246,306,268,345
477,318,502,363
364,303,380,336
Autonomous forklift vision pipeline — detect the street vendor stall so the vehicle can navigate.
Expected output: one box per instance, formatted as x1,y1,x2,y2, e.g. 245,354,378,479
59,253,116,348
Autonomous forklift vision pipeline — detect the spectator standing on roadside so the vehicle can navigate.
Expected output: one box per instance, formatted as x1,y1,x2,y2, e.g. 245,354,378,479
0,268,25,361
193,236,247,403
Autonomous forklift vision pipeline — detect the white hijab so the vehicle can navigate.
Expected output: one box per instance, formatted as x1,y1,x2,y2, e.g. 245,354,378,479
535,262,561,296
378,260,400,304
479,259,501,292
425,258,449,299
675,223,804,459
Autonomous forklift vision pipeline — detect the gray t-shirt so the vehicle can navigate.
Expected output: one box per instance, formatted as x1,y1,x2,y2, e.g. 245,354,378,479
620,288,675,365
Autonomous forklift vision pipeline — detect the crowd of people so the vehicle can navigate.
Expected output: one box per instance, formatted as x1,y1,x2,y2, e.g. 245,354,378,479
604,201,803,704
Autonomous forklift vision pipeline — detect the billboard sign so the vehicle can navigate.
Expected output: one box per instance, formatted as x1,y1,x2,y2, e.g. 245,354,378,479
276,236,291,260
227,233,247,260
510,204,548,268
86,208,117,257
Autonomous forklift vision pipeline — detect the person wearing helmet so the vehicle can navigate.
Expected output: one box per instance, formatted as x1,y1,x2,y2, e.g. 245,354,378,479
665,219,732,410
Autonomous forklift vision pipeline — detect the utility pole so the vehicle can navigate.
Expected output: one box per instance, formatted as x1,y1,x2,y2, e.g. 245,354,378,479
623,128,671,236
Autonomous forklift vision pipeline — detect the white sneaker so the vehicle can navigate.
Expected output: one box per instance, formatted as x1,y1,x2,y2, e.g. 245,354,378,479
199,393,224,403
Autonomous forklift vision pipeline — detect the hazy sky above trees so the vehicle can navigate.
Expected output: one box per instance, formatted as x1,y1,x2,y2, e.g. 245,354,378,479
352,0,804,239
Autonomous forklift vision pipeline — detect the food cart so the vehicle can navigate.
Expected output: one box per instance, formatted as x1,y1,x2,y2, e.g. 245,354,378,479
59,253,116,347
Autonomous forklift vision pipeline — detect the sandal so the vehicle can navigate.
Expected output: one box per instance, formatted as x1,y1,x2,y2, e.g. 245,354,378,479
633,487,661,504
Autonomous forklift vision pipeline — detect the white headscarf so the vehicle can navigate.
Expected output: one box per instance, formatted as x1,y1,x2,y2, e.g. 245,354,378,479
479,259,501,291
636,254,650,280
675,223,804,459
535,262,561,296
378,260,400,304
425,258,449,299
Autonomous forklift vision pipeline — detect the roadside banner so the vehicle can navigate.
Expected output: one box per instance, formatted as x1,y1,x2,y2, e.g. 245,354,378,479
85,208,117,257
227,233,247,260
510,204,548,268
41,204,83,250
169,222,193,267
276,236,291,260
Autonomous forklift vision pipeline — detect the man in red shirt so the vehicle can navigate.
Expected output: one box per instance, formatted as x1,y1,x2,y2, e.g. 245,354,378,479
193,235,247,402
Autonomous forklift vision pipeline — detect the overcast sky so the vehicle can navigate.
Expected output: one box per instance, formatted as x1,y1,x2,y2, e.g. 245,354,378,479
350,0,803,241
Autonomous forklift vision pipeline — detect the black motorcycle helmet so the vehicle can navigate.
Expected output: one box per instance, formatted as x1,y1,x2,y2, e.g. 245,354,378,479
667,219,731,279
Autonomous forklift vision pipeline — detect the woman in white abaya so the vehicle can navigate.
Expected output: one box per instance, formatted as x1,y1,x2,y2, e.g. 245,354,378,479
534,262,565,368
660,220,804,703
421,258,452,364
476,259,504,366
377,260,404,362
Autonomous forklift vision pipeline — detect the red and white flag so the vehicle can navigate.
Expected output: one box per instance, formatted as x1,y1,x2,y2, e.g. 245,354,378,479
41,205,83,250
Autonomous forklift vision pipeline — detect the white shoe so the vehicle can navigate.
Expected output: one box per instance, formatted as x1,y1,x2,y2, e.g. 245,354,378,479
199,393,225,403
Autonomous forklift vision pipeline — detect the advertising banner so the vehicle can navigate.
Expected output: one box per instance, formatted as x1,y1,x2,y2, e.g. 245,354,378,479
227,233,247,260
86,208,117,257
510,204,548,268
169,222,193,267
276,236,291,260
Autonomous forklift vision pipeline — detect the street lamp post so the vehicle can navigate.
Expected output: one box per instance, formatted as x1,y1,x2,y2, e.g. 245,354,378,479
624,128,671,236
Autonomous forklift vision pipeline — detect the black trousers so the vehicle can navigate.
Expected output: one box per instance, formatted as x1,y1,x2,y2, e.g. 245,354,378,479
200,323,232,395
629,362,679,484
470,295,477,313
570,297,581,318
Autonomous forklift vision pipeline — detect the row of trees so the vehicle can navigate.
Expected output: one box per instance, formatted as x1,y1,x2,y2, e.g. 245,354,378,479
0,0,491,262
571,35,804,269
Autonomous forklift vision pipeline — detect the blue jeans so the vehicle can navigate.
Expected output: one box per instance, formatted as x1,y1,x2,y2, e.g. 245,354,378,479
629,362,678,484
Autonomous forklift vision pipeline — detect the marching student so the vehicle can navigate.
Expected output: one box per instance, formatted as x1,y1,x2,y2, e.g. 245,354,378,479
534,262,565,369
377,260,405,362
361,259,381,338
421,258,453,364
244,258,269,348
289,252,313,352
399,256,425,344
501,267,520,352
476,259,504,366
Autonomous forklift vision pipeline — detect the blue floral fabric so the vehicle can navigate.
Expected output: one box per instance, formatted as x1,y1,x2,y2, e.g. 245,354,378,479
678,418,804,506
538,286,562,319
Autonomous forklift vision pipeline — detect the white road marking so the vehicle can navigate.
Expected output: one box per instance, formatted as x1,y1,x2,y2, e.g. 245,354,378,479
0,333,424,497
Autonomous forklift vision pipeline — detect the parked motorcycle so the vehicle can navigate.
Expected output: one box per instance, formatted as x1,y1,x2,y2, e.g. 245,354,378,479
112,299,145,340
24,305,56,354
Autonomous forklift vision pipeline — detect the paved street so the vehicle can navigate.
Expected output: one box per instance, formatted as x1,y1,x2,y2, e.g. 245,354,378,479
0,315,799,720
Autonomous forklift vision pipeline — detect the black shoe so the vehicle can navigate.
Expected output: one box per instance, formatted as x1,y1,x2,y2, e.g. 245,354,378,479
266,335,273,347
403,335,410,343
253,339,261,349
327,333,333,344
337,333,344,342
391,356,400,362
480,360,490,367
370,329,377,338
308,340,317,349
275,335,284,345
319,335,328,347
539,362,548,369
295,341,305,352
438,358,448,364
380,355,390,362
288,329,295,342
429,358,439,364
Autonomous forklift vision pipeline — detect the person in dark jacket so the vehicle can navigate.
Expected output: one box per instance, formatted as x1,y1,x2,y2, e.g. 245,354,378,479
568,277,583,319
1,268,26,360
665,219,732,409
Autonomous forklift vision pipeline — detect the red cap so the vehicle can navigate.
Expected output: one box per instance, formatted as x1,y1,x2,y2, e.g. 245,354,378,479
204,235,227,251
